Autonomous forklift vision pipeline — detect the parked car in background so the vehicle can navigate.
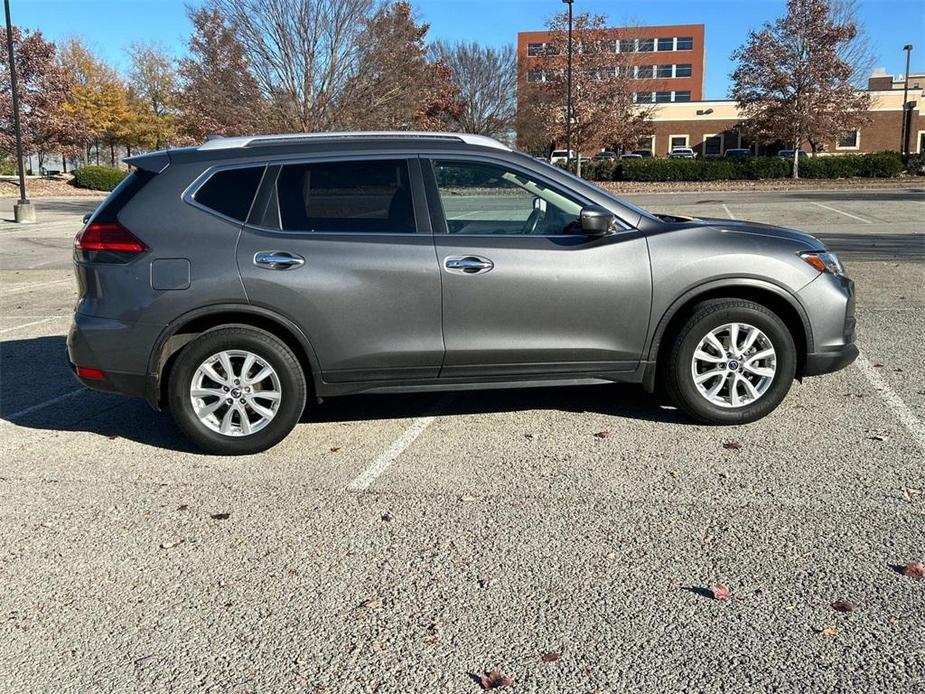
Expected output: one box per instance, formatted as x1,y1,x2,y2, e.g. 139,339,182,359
593,151,616,161
631,149,653,158
620,153,643,160
777,149,809,159
724,148,753,158
550,149,574,165
68,131,857,454
668,147,697,159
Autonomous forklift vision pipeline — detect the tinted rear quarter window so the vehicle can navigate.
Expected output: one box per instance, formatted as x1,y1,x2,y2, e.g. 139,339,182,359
276,159,415,233
194,166,265,222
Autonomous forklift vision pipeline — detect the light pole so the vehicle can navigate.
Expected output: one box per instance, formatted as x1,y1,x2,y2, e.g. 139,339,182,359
562,0,573,169
900,44,913,157
3,0,33,222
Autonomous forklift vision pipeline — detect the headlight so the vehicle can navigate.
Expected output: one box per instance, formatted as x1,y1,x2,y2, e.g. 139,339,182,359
799,250,845,277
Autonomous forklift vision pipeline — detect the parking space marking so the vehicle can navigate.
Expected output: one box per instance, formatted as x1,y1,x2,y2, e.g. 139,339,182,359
346,394,454,492
855,351,925,454
1,278,72,295
811,202,872,224
0,317,63,334
721,203,736,220
1,387,86,424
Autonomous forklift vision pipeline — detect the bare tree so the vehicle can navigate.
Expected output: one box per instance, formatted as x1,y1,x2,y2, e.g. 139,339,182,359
517,11,654,163
730,0,871,177
213,0,374,132
430,41,517,140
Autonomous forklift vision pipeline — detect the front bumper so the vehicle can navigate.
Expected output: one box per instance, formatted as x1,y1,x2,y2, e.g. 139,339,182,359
67,312,161,402
804,342,859,376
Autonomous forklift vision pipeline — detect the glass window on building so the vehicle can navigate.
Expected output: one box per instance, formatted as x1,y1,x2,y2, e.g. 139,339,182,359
618,39,636,53
635,91,655,104
670,135,689,149
656,64,673,78
636,65,654,79
704,135,723,157
527,43,543,56
837,131,859,148
638,38,655,52
676,36,694,50
527,69,545,83
657,37,674,51
674,91,691,102
655,91,673,103
675,64,692,78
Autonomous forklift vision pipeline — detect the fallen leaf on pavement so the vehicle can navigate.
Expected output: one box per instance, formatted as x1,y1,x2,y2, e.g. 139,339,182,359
210,512,230,520
902,561,925,579
476,671,514,689
722,441,742,450
814,625,839,637
831,600,854,613
711,583,731,600
541,652,560,662
176,504,188,512
359,597,382,609
593,431,610,439
159,539,184,549
329,446,342,452
381,512,394,522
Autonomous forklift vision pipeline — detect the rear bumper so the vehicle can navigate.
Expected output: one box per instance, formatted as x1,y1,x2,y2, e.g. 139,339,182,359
67,312,160,403
804,342,858,376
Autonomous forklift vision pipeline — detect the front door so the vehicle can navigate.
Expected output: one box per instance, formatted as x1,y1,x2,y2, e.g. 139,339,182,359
425,157,652,379
237,157,443,383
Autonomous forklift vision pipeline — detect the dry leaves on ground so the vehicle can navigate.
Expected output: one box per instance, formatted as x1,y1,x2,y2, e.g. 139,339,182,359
831,600,855,613
476,671,514,690
902,561,925,579
711,583,731,601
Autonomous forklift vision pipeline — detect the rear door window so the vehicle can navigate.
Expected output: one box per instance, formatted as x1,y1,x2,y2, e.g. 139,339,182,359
194,166,265,222
275,159,416,233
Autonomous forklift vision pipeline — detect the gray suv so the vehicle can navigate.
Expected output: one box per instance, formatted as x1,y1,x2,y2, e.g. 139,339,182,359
68,132,857,455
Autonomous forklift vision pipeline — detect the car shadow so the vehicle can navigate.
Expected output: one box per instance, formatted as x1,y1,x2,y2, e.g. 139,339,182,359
1,335,687,453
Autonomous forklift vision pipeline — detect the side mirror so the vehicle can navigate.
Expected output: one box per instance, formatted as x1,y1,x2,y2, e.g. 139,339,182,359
579,205,616,235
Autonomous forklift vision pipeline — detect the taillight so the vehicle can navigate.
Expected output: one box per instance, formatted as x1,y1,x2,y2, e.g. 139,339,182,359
75,222,148,254
76,366,106,380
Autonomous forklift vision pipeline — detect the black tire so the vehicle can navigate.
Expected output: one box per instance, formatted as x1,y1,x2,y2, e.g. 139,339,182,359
168,326,307,455
665,299,797,425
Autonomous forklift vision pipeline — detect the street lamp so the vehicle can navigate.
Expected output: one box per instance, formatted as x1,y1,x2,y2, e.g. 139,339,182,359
562,0,573,168
3,0,34,222
899,44,913,157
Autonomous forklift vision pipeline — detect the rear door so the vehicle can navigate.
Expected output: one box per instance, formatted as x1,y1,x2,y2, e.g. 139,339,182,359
424,156,651,378
235,156,443,383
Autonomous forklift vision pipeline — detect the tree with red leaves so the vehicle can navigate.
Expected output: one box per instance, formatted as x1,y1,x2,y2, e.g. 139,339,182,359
730,0,872,177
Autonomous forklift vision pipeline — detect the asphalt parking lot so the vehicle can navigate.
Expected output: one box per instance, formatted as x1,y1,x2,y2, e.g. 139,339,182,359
1,187,924,692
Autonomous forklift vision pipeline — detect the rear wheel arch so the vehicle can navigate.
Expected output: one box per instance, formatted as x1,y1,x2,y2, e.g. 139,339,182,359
150,305,321,408
645,280,812,391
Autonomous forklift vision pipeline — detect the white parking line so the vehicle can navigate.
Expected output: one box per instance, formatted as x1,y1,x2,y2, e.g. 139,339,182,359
855,351,925,454
346,394,454,492
1,387,86,425
0,316,63,334
811,202,872,224
721,203,736,220
1,278,72,296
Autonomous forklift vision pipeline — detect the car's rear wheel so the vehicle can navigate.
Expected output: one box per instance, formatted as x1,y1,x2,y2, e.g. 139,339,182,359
168,327,307,455
666,299,796,424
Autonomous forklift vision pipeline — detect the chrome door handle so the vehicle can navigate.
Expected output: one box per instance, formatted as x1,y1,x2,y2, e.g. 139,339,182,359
444,256,494,274
254,251,305,270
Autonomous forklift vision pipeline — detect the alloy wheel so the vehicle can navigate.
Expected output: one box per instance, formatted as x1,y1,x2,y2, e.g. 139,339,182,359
689,322,777,408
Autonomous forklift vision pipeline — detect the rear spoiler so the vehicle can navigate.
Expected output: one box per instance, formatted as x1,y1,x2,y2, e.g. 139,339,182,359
124,150,170,173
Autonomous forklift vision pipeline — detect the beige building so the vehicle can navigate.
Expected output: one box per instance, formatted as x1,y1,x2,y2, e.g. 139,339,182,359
635,85,925,157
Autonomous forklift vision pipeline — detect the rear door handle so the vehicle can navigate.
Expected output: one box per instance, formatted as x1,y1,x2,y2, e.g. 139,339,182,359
444,256,494,275
254,251,305,270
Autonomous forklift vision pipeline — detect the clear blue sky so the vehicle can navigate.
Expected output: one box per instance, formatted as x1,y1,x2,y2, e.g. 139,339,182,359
12,0,925,99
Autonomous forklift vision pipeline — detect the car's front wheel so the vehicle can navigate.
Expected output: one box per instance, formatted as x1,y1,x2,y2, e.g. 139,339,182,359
666,299,797,424
168,327,307,455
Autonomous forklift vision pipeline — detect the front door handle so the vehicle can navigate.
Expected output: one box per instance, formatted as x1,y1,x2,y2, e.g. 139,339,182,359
444,256,494,275
254,251,305,270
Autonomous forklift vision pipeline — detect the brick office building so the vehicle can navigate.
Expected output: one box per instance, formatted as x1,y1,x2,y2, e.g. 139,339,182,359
517,24,707,105
639,83,924,158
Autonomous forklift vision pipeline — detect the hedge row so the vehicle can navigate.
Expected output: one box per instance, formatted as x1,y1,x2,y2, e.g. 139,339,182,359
569,152,908,182
71,166,129,191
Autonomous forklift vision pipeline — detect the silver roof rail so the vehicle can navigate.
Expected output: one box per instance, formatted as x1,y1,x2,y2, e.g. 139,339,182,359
197,131,511,152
